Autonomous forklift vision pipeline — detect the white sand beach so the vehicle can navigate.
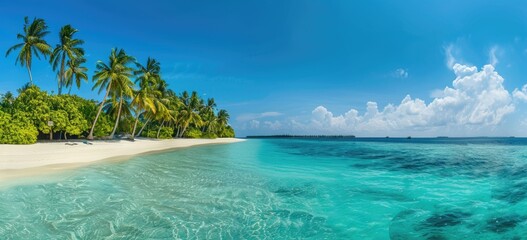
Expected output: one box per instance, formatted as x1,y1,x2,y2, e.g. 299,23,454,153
0,138,244,182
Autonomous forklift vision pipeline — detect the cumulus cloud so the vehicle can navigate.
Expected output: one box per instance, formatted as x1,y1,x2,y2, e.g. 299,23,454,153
307,64,514,133
393,68,408,78
241,64,517,135
513,85,527,101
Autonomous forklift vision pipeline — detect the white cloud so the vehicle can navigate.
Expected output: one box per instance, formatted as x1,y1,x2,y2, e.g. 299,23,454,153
489,46,500,66
236,111,283,122
311,64,514,132
444,44,456,68
249,120,260,129
393,68,408,78
513,84,527,101
243,64,517,136
263,121,282,130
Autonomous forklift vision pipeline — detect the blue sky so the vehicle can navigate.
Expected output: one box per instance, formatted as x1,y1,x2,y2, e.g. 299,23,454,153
2,0,527,136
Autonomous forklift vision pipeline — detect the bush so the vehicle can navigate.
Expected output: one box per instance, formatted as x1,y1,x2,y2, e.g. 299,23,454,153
183,128,202,138
141,127,173,139
201,132,217,139
157,127,173,139
94,114,112,137
0,110,38,144
219,126,235,138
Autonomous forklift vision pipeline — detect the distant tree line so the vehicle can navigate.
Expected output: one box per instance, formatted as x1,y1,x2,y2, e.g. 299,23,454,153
0,17,234,144
246,135,356,139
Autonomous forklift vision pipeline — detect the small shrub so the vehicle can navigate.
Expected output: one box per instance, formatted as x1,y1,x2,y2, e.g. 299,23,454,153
201,132,217,139
184,128,202,138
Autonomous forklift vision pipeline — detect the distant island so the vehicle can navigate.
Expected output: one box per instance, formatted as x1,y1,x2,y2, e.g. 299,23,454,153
246,135,356,139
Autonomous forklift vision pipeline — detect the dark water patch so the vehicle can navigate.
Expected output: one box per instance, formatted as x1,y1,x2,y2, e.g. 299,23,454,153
389,210,424,239
492,172,527,204
492,185,527,204
486,215,526,233
390,209,473,239
270,138,516,178
421,210,471,228
425,234,447,240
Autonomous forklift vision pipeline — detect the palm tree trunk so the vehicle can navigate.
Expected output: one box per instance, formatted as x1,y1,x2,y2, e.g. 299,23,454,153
157,120,165,139
109,96,123,138
175,126,181,138
26,64,33,85
58,54,65,95
180,121,190,138
136,117,151,137
87,85,111,140
131,114,140,141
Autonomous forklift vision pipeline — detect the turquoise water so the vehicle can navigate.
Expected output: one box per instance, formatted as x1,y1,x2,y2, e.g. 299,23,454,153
1,138,527,239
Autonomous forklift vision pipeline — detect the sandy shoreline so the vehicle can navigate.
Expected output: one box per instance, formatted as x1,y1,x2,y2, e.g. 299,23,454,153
0,138,244,172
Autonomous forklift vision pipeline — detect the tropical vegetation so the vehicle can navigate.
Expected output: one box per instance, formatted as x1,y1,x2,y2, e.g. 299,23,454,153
0,17,234,144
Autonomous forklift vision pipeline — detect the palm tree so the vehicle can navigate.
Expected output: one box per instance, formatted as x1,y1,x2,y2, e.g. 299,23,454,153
216,109,230,135
105,93,132,138
88,48,135,140
201,98,216,132
64,57,88,94
154,100,172,138
50,25,84,94
130,88,157,139
6,17,52,85
0,92,15,114
130,58,163,139
177,91,203,137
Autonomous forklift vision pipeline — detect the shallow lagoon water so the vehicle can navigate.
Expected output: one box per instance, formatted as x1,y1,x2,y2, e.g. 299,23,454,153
1,138,527,239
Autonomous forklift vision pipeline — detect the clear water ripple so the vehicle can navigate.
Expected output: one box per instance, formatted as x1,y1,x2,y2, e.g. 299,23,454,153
1,138,527,238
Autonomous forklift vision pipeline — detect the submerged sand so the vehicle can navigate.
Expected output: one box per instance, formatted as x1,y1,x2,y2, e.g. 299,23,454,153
0,138,244,182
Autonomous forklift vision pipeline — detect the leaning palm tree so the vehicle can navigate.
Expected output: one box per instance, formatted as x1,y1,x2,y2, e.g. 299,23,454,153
50,25,84,94
105,93,132,138
64,57,88,94
177,91,203,137
130,57,163,139
130,88,157,140
6,17,52,85
87,48,135,140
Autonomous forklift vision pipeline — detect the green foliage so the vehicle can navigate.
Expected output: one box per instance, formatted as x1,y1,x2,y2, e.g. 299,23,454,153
183,128,202,139
49,95,89,137
141,127,173,139
13,86,51,134
157,127,173,139
219,126,235,138
93,114,112,137
201,132,218,139
0,110,38,144
6,17,52,84
141,130,157,138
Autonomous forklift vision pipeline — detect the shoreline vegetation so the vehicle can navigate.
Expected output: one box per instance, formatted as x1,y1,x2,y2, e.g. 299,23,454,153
1,17,234,145
246,135,357,138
